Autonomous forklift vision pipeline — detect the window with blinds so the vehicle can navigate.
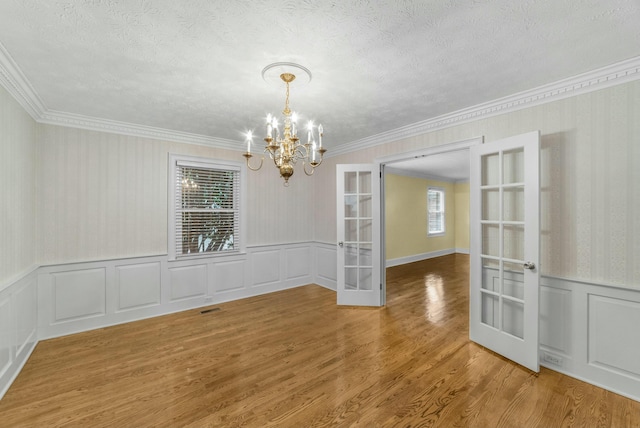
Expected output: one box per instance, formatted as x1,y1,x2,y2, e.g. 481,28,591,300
427,187,445,235
171,156,241,258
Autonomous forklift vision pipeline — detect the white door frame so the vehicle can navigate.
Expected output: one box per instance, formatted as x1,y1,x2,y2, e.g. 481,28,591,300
376,136,483,269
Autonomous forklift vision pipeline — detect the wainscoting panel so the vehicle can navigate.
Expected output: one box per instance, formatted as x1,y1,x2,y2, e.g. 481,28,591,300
211,259,246,293
36,243,320,342
286,246,312,281
0,270,38,400
116,262,161,311
13,278,37,356
250,249,281,287
5,245,639,403
541,277,640,401
539,285,572,356
52,268,106,322
168,264,207,301
588,294,640,378
0,297,11,382
315,243,337,290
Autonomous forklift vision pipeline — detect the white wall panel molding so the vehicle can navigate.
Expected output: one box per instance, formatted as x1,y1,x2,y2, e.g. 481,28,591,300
51,268,106,323
3,244,640,402
168,264,207,302
0,297,12,388
36,243,319,341
13,280,37,356
314,242,337,291
285,246,312,281
211,259,246,293
0,265,38,295
540,276,640,402
116,262,161,312
0,270,38,400
249,248,282,287
329,56,640,157
589,294,640,378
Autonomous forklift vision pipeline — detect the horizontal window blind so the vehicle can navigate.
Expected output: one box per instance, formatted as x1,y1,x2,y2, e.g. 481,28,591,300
174,163,240,256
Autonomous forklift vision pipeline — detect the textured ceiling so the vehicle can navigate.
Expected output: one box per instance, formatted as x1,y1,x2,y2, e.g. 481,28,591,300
0,0,639,149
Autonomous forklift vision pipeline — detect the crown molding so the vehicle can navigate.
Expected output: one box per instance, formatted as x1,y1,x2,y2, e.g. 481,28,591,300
0,41,46,119
1,36,638,153
0,40,241,150
38,110,241,151
328,55,640,157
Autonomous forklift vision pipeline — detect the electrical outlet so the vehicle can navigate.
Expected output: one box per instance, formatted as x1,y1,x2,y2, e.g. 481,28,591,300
543,351,563,366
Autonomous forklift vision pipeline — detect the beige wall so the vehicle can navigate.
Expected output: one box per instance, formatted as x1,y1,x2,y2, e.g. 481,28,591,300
35,124,315,265
0,86,36,286
385,174,455,260
4,79,640,289
454,181,469,250
314,81,640,288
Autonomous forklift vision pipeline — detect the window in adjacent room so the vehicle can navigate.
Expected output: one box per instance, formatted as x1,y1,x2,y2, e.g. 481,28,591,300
427,187,445,236
169,154,244,259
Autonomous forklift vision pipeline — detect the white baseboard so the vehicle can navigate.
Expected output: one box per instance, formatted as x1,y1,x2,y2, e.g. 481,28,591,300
386,248,456,267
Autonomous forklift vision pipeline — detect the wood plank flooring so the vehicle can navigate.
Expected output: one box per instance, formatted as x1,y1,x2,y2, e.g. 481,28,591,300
1,254,639,427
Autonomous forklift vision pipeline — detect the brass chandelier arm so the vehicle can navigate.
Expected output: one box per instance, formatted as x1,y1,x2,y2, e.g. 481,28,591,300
303,162,316,176
243,152,264,171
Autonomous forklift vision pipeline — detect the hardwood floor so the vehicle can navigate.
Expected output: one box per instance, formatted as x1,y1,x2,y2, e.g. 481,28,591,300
1,254,639,427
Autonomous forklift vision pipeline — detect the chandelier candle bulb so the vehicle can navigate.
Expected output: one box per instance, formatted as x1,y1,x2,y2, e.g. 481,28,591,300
318,124,323,148
266,114,273,137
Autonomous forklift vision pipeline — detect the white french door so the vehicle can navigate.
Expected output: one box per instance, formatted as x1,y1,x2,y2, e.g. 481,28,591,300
470,131,540,372
336,164,383,306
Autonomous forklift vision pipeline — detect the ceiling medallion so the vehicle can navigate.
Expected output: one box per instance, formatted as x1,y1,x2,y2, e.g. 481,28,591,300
243,62,326,186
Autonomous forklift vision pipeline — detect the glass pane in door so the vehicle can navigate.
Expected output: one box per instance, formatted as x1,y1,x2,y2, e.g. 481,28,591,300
503,148,525,184
343,171,374,292
479,149,526,334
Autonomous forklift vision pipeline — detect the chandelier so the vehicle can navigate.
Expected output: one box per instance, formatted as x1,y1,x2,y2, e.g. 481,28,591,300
243,63,326,186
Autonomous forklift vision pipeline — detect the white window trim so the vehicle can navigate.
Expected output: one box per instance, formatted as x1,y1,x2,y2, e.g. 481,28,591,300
168,153,247,260
427,186,446,236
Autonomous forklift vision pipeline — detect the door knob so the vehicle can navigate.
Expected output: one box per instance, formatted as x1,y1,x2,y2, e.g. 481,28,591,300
523,261,535,270
338,241,344,247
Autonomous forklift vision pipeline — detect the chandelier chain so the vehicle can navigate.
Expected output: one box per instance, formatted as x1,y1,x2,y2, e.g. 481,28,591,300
283,81,291,115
